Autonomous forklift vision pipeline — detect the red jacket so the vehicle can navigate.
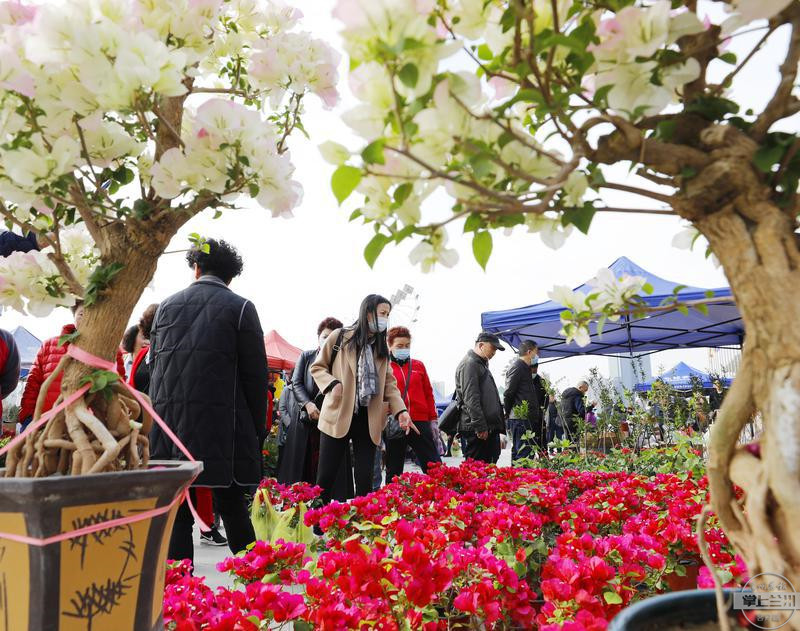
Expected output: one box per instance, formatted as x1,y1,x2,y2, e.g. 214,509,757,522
390,358,437,422
19,324,126,422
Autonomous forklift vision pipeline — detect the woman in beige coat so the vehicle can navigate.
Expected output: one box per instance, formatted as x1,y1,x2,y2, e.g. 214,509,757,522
311,294,413,501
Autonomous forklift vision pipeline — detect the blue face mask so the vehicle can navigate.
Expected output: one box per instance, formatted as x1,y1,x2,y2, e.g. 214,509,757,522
393,348,411,361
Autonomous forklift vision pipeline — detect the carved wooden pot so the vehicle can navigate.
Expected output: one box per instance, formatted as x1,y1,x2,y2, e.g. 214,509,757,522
0,460,201,631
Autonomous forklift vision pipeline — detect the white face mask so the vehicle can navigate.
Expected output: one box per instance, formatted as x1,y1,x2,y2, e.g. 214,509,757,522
319,334,329,347
370,316,389,333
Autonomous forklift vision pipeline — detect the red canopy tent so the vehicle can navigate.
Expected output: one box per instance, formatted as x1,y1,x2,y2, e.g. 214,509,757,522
263,330,302,372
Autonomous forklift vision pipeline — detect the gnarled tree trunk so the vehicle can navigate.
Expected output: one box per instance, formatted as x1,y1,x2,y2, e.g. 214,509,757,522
691,138,800,627
5,221,178,477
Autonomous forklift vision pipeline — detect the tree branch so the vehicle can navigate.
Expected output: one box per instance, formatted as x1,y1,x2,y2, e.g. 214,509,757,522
593,130,711,176
713,27,774,96
68,182,109,254
384,146,523,208
751,10,800,139
599,181,675,204
190,87,249,97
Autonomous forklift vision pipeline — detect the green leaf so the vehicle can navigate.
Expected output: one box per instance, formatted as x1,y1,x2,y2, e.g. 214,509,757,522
58,330,80,347
348,209,363,222
477,43,493,60
472,231,493,270
655,120,676,142
677,304,689,316
469,153,492,179
463,213,482,233
753,144,784,173
398,63,419,88
113,166,135,185
641,282,654,295
681,166,698,180
695,303,709,316
331,165,362,205
704,290,715,299
132,199,152,218
603,591,623,605
561,205,596,235
719,52,737,65
361,139,386,165
364,233,391,268
393,182,412,205
401,37,425,51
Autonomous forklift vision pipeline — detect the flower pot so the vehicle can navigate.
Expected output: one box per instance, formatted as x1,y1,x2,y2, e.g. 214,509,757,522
664,554,701,591
608,589,742,631
0,460,201,631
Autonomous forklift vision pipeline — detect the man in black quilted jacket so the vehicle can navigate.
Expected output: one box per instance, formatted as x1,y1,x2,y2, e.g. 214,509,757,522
149,239,269,563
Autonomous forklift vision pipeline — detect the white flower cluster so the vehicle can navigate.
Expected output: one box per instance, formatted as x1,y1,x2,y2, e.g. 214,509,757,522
148,98,302,217
548,268,649,346
0,226,97,316
588,1,705,118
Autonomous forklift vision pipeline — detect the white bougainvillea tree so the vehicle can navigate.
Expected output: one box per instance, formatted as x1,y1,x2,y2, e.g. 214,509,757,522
327,0,800,623
0,0,338,477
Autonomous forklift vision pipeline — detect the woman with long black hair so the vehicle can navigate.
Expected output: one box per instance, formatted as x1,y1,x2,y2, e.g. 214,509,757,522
310,294,413,502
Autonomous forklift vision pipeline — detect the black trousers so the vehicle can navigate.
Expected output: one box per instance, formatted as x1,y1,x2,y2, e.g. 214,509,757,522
385,421,441,482
510,418,545,463
168,484,255,565
462,429,501,464
317,407,374,502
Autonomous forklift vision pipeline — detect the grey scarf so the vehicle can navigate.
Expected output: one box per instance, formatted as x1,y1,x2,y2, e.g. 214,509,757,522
356,343,378,410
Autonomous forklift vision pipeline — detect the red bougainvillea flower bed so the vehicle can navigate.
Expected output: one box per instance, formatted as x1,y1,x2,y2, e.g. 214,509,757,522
164,460,744,630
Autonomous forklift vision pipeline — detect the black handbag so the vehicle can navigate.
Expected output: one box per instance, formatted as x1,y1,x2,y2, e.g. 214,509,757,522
437,397,461,435
383,361,412,441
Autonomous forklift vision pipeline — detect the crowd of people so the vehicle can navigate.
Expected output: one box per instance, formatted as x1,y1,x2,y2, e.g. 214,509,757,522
0,236,606,561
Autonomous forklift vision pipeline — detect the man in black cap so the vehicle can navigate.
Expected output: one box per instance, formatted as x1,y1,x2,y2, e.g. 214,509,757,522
454,332,506,463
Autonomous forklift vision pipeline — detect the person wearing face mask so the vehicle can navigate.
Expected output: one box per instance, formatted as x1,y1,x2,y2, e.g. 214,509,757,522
454,332,506,464
277,317,354,501
503,340,542,463
311,294,412,502
384,326,441,482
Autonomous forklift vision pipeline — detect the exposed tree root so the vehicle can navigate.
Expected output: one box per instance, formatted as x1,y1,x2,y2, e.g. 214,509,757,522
4,382,153,477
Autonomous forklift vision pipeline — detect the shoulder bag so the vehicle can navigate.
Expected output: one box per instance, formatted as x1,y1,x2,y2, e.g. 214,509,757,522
383,360,412,442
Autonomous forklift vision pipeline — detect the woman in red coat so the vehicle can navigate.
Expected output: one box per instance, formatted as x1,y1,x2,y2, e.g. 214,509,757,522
384,326,442,482
18,302,126,428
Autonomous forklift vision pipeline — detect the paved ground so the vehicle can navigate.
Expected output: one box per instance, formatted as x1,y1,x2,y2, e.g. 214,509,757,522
194,446,513,589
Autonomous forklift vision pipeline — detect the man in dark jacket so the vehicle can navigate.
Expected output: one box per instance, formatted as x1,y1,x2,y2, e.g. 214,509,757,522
503,340,541,463
0,328,20,425
455,332,505,463
560,380,594,439
149,239,268,563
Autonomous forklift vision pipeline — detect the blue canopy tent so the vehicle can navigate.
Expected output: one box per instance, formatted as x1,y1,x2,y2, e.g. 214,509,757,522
634,361,733,392
481,257,743,359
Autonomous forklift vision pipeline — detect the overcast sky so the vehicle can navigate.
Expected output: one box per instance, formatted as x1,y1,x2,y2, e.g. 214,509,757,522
2,1,793,394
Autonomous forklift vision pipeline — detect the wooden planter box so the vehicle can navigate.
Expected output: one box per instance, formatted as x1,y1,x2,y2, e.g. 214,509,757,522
0,460,200,631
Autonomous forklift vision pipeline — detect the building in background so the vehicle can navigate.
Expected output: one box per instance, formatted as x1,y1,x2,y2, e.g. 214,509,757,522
609,354,652,394
707,347,741,378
